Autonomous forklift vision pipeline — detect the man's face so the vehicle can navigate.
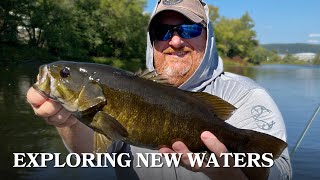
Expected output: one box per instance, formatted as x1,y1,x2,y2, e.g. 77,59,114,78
153,11,207,87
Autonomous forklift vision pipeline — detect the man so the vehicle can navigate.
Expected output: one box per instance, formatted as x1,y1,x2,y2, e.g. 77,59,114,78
27,0,292,179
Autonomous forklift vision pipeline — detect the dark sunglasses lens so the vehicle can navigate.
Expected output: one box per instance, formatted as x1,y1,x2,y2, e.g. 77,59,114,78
178,24,203,39
153,24,203,41
153,25,172,41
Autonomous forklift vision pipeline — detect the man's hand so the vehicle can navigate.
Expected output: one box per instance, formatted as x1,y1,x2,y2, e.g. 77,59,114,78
27,87,77,127
159,131,248,180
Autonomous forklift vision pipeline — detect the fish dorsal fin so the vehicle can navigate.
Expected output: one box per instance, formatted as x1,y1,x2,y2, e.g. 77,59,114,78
93,132,113,153
135,69,171,85
90,111,128,141
78,82,106,112
191,92,236,120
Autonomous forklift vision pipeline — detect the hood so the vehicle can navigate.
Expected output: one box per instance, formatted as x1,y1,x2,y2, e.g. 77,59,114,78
145,1,224,92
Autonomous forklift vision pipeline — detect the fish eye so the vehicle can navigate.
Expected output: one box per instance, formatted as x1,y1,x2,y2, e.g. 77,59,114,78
60,67,70,78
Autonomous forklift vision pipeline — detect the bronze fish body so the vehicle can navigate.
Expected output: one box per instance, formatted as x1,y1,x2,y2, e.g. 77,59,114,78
33,61,287,180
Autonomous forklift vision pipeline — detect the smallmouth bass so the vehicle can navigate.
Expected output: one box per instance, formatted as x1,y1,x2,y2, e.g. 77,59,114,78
33,61,287,180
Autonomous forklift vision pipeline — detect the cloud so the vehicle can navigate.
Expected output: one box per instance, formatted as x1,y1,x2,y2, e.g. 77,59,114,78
307,39,320,44
308,33,320,38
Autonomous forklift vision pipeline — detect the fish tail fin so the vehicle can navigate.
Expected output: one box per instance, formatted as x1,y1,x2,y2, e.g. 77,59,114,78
233,129,287,180
236,129,287,158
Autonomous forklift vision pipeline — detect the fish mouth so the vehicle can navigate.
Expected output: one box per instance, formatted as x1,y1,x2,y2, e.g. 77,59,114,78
33,64,58,102
32,83,49,97
32,83,58,101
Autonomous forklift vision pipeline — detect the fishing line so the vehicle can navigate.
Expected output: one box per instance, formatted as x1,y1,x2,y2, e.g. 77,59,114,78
290,104,320,156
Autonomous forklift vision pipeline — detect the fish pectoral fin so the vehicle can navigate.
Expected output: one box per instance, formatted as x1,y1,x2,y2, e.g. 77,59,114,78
90,111,128,141
93,132,113,153
191,92,236,120
135,69,171,85
78,82,106,112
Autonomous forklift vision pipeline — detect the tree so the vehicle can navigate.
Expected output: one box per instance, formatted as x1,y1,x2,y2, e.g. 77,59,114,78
282,53,299,63
251,46,280,65
208,4,219,24
0,0,30,44
313,52,320,65
214,12,258,62
96,0,148,59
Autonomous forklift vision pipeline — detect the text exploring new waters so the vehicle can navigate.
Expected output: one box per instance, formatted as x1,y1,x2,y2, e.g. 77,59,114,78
13,152,274,168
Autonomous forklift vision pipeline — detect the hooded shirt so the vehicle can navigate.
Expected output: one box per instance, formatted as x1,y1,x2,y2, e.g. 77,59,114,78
63,2,292,180
109,2,292,179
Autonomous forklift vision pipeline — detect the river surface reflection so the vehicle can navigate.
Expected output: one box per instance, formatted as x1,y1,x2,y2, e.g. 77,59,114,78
0,64,319,180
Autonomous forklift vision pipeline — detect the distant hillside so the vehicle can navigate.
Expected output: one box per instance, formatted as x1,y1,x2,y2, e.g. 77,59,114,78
262,43,320,54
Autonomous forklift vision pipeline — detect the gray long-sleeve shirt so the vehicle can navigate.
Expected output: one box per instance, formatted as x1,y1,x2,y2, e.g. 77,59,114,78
111,1,292,179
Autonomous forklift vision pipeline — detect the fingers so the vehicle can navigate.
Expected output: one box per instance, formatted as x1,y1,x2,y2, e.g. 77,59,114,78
27,86,62,115
172,141,190,154
27,87,63,117
172,141,197,169
45,107,71,125
158,133,237,176
44,107,77,127
34,100,63,117
27,86,78,128
159,142,191,164
201,131,228,155
27,87,48,107
159,147,175,154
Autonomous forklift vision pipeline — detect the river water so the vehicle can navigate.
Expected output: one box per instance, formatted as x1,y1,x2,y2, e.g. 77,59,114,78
0,63,319,180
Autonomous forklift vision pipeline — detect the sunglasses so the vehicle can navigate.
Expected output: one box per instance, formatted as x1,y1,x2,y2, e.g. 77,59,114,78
152,23,204,41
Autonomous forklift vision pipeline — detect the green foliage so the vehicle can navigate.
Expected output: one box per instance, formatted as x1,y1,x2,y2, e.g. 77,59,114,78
281,53,302,64
251,46,272,65
262,43,320,54
3,1,315,68
208,4,219,24
0,0,29,44
209,6,258,62
41,0,88,57
0,0,148,69
207,6,299,65
251,46,282,65
312,52,320,65
96,0,148,60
